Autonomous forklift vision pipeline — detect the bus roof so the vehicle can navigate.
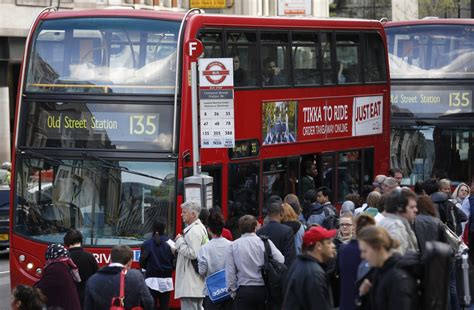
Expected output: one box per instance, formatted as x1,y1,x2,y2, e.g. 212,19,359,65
40,8,186,21
384,18,474,28
40,9,383,30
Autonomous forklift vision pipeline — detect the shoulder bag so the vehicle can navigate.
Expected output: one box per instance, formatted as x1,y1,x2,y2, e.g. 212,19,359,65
110,269,144,310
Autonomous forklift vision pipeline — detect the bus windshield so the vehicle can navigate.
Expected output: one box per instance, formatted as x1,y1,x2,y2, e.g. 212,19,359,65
26,17,180,94
386,24,474,79
14,158,176,245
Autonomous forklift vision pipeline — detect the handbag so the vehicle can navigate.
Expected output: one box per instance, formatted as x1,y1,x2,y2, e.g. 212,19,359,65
110,269,144,310
205,269,231,304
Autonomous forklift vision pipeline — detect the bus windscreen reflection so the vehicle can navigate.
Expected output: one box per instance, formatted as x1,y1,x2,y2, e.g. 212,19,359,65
14,159,176,245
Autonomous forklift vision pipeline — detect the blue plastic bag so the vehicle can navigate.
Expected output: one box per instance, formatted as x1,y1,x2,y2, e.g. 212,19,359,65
205,269,231,304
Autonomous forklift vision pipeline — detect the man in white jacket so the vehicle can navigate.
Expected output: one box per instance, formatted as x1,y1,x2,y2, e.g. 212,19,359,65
175,200,209,310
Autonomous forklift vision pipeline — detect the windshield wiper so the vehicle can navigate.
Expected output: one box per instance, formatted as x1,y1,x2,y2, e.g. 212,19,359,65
81,152,164,182
19,149,64,166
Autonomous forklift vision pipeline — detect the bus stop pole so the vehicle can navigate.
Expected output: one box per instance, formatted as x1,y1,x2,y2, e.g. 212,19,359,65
191,61,200,176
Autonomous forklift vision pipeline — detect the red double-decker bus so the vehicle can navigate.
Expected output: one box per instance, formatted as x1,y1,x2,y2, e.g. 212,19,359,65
10,7,390,300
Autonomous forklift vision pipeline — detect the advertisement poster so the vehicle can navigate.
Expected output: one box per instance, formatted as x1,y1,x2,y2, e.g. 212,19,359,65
261,95,384,146
262,101,297,145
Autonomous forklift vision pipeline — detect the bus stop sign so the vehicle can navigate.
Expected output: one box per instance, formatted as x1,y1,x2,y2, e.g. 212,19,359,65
186,39,203,61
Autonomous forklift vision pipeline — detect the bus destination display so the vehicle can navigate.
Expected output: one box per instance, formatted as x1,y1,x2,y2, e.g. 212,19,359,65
391,89,472,116
44,112,160,141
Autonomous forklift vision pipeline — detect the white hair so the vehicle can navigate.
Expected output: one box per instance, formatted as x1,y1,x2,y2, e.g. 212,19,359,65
181,200,201,216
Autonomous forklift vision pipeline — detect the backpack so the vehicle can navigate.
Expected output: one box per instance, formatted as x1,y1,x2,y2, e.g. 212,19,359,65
322,206,339,230
260,236,287,304
397,241,452,310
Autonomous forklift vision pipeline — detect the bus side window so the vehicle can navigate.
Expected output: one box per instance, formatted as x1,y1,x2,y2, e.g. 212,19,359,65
261,32,290,86
262,158,287,209
227,31,258,87
292,32,321,86
336,33,361,84
198,31,224,58
321,32,334,85
364,33,387,83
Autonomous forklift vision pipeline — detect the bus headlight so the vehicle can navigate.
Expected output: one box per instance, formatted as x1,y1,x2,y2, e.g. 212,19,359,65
36,268,42,275
19,255,25,262
26,263,34,270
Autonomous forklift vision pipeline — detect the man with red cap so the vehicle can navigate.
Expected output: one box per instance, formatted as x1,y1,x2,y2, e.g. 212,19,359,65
282,225,336,310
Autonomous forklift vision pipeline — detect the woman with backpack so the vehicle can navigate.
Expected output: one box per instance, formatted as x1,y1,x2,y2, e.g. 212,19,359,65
357,226,419,310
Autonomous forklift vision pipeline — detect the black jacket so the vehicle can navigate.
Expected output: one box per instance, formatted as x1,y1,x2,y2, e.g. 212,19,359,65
140,234,175,278
84,266,154,310
257,220,296,266
413,214,447,255
369,255,419,310
68,247,99,307
282,254,333,310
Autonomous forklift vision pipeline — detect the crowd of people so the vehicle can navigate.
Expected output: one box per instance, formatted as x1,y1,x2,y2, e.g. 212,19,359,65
11,167,474,310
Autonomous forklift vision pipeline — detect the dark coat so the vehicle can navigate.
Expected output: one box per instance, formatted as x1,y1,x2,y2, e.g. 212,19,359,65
257,220,296,266
84,266,154,310
69,247,99,306
413,214,447,255
338,239,361,310
369,255,419,310
35,261,81,310
282,254,333,310
140,235,175,278
431,191,467,235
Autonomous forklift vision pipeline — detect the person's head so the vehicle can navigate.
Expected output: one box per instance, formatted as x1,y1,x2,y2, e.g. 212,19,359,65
302,226,336,263
414,180,425,195
267,202,284,222
357,226,400,267
423,178,439,195
453,183,470,201
207,210,225,237
263,57,277,76
11,285,46,310
152,221,166,236
384,188,418,223
438,179,451,195
111,245,133,267
284,194,302,215
1,162,11,172
303,160,318,177
45,244,70,262
416,195,437,217
338,214,353,237
340,200,355,216
281,202,298,222
433,169,448,180
366,191,382,209
316,186,331,204
233,55,241,70
381,177,398,193
238,215,258,234
63,230,83,247
388,168,403,185
303,189,317,205
345,193,361,208
181,200,201,225
354,214,376,237
372,175,387,193
199,208,210,227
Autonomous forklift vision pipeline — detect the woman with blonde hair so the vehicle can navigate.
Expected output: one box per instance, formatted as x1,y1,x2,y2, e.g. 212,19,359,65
281,202,304,254
452,182,470,214
358,226,419,310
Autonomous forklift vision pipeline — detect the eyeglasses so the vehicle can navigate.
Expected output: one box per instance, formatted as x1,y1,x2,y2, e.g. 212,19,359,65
339,223,353,227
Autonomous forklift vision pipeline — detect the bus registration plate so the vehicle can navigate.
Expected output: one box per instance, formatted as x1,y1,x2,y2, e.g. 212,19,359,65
0,234,8,241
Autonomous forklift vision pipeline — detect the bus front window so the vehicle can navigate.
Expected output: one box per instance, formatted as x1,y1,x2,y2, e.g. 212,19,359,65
386,25,474,79
26,18,179,94
14,158,176,245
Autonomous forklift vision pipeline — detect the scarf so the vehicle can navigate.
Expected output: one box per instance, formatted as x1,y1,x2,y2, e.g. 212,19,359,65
45,244,81,283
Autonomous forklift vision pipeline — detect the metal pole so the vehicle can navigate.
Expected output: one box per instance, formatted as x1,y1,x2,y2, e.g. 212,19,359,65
191,61,199,176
